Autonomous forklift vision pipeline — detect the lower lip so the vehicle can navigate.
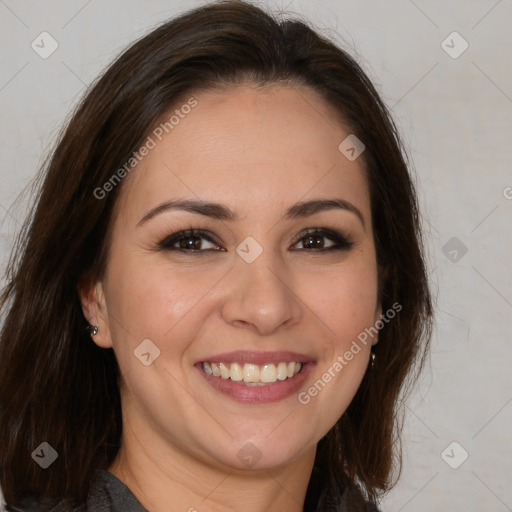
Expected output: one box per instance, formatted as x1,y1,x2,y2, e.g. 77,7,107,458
196,363,315,404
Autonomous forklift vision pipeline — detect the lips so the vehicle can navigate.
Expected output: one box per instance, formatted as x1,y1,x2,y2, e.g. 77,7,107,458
195,350,316,404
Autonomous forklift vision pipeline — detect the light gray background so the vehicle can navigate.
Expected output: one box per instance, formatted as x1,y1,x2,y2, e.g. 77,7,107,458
1,1,511,510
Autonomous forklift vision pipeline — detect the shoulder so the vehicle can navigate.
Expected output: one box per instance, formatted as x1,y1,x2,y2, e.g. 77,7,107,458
4,499,81,512
341,484,382,512
3,469,132,512
4,496,85,512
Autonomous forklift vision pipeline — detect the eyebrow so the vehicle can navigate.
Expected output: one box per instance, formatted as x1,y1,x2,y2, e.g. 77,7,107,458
137,198,365,229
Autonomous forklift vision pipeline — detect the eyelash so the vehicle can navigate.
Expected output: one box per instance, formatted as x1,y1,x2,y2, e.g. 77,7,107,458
157,227,354,254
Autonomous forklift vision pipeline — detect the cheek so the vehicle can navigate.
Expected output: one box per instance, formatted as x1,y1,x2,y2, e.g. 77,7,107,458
305,256,379,347
295,252,378,414
103,251,214,356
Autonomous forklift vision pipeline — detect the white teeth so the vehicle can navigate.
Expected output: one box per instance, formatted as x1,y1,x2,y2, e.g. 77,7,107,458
230,362,243,381
243,363,260,383
276,362,288,380
219,362,230,379
211,363,220,377
202,361,303,384
260,364,277,383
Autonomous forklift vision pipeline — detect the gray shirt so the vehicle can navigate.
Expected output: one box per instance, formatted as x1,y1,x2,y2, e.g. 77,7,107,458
5,470,380,511
5,470,147,512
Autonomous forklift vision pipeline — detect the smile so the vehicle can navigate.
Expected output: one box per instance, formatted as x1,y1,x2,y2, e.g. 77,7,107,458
202,361,303,385
195,351,315,404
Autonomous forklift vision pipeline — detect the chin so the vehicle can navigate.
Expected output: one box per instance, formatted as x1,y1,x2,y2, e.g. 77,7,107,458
199,431,314,472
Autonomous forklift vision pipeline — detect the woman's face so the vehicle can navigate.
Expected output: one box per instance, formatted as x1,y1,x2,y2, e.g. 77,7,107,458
83,83,381,472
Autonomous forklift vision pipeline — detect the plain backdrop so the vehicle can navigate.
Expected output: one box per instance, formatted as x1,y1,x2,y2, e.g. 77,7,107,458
1,1,511,510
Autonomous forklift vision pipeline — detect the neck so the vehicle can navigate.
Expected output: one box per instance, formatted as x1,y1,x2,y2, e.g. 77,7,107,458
108,422,316,512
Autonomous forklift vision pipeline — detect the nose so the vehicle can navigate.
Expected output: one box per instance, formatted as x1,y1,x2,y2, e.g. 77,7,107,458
220,248,304,336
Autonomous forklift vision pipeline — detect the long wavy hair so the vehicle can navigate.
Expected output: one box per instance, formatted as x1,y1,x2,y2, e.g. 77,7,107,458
0,1,433,510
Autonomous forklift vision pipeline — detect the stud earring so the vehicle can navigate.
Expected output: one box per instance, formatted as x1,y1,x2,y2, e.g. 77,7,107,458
86,324,99,336
371,351,376,368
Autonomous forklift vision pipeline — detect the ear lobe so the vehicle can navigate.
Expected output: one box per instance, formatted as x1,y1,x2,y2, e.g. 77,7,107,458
76,276,113,349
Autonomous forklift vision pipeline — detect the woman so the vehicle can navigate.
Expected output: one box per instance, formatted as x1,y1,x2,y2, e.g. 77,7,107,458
0,1,433,511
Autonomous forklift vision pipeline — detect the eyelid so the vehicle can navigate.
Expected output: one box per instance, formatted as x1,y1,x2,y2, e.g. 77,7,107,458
289,227,354,251
157,228,223,251
157,226,353,253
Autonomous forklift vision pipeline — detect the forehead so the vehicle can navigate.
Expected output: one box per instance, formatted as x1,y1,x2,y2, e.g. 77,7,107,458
116,83,371,223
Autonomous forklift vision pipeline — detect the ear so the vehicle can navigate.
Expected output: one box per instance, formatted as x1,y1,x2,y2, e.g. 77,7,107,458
77,275,113,349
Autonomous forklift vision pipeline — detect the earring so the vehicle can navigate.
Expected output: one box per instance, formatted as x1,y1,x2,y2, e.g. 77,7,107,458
87,324,99,336
371,351,376,368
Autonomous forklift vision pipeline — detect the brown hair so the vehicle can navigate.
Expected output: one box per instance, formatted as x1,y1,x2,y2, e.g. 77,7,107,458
0,1,433,510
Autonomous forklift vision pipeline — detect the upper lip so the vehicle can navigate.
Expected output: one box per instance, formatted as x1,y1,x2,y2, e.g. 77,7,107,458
195,350,316,365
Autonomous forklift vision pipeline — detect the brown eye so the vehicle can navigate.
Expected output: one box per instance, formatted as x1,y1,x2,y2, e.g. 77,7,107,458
157,227,353,254
158,229,224,252
291,228,353,252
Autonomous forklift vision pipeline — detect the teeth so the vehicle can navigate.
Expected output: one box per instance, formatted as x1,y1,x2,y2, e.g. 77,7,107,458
211,363,220,377
243,364,260,383
260,363,277,383
219,362,230,379
277,362,288,380
230,362,243,381
202,361,303,384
